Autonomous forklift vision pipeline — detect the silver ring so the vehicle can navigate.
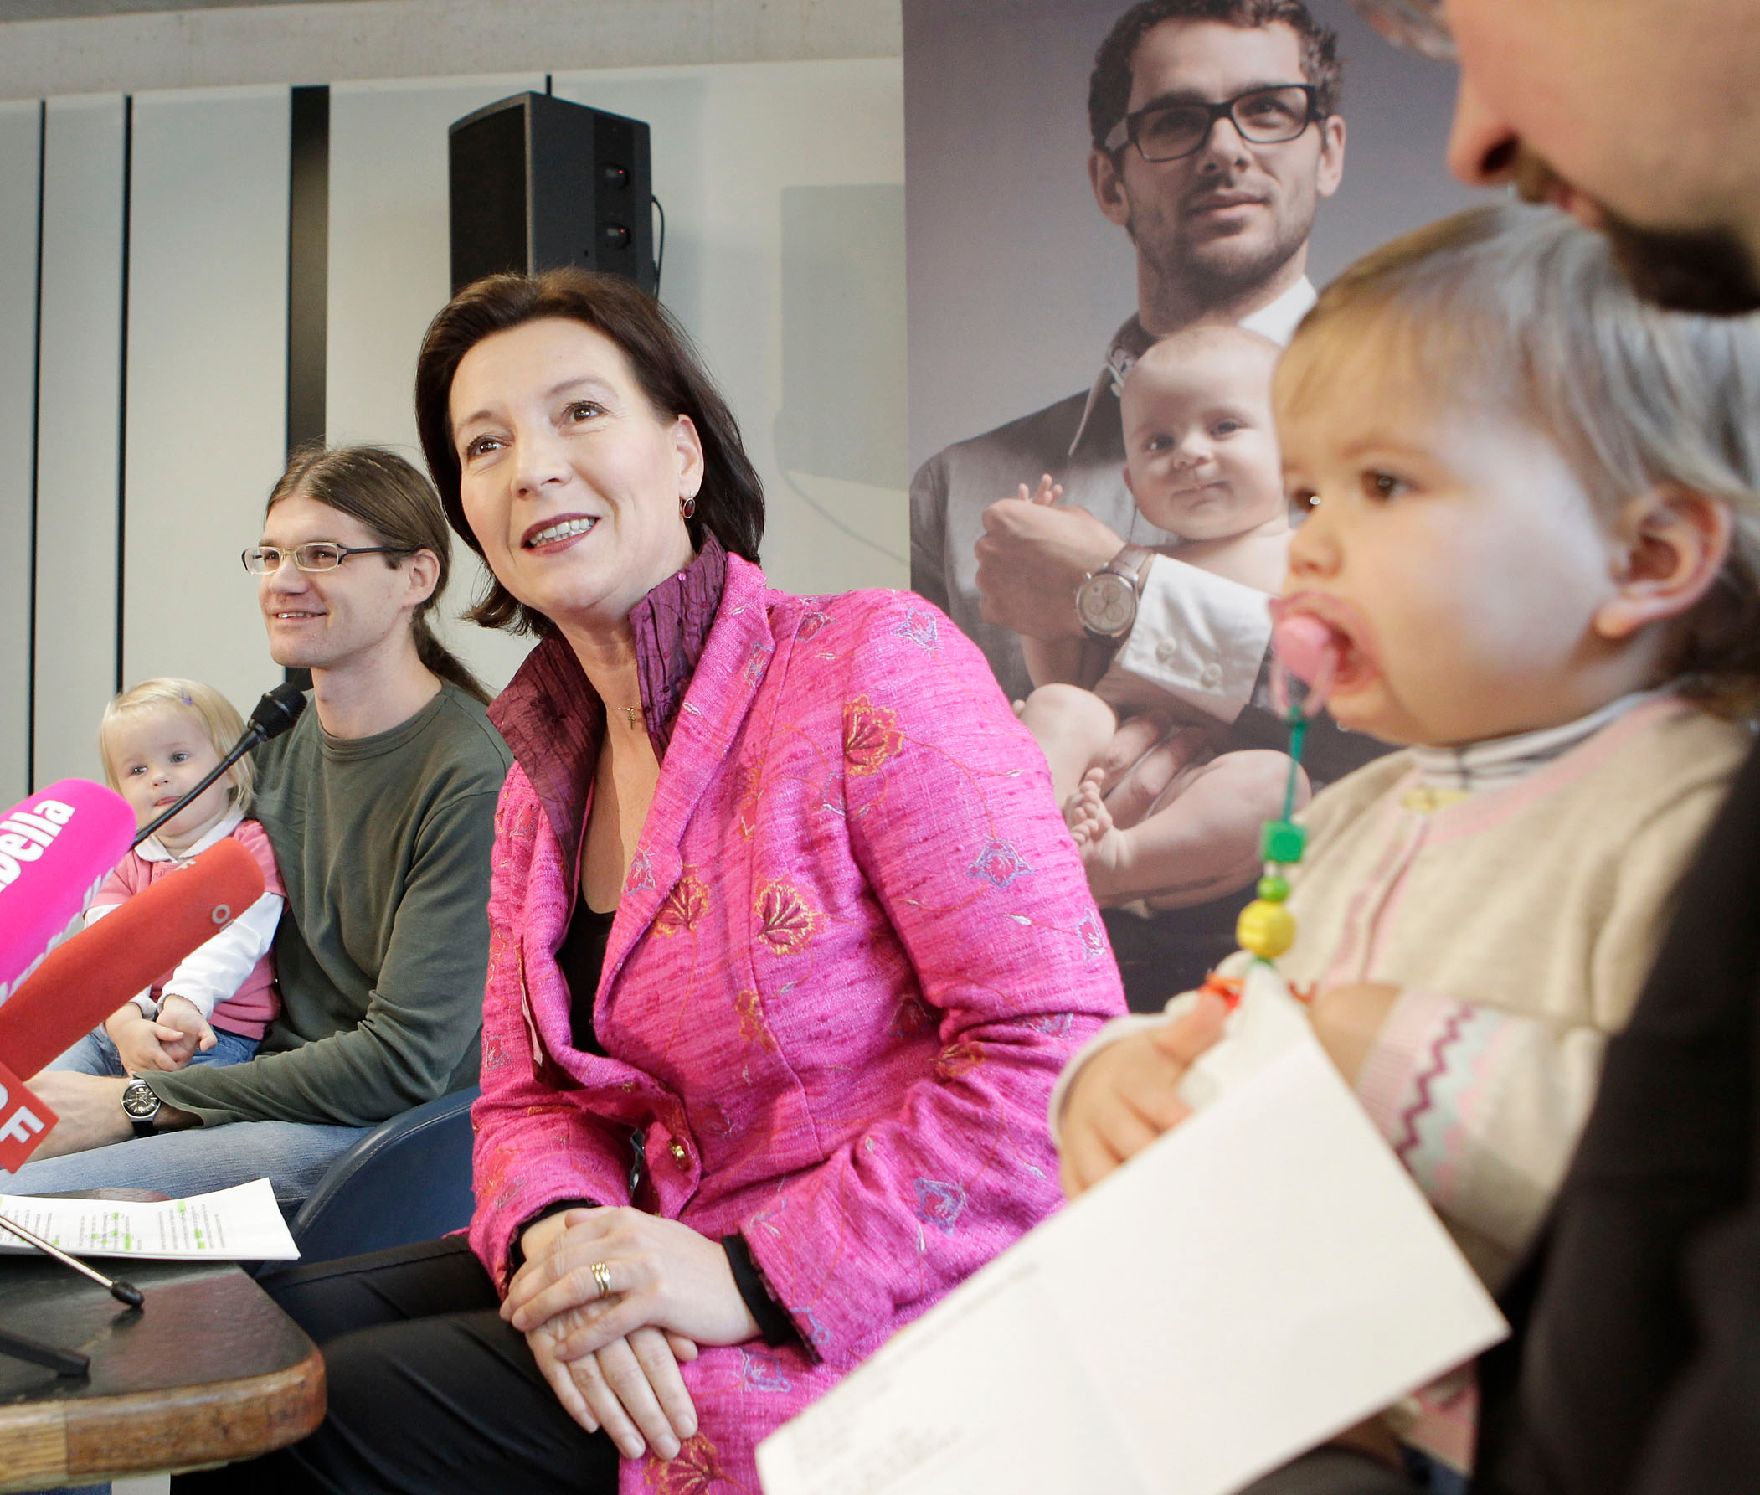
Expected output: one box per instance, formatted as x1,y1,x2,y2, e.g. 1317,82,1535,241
590,1260,613,1298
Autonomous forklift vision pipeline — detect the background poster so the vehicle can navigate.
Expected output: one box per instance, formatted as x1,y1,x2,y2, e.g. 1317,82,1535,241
903,0,1483,1006
905,0,1477,464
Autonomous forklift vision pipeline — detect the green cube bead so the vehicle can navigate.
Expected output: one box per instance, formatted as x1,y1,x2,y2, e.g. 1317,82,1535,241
1260,819,1307,864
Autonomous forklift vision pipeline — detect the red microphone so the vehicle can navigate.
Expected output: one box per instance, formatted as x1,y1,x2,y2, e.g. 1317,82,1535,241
0,837,265,1171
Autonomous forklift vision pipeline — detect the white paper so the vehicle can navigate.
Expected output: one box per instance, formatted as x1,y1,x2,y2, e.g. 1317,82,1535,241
759,966,1507,1495
759,1263,1155,1495
0,1177,298,1260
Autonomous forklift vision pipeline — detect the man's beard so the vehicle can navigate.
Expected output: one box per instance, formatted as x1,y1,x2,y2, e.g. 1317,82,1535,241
1601,214,1760,316
1515,152,1760,314
1131,197,1312,309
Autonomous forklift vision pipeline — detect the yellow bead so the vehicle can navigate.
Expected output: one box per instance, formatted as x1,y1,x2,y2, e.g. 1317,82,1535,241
1237,899,1296,959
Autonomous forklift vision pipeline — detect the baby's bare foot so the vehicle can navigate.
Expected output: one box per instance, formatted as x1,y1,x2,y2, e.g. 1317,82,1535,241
1070,771,1113,849
1072,769,1143,903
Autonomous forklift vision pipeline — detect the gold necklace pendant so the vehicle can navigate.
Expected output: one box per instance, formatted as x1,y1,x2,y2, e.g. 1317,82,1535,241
619,704,642,729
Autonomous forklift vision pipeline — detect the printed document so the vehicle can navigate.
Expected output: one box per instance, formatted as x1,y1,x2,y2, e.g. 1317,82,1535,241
0,1177,298,1260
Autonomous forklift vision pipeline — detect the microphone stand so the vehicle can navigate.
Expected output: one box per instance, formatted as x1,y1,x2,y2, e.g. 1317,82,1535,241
0,1326,88,1378
0,1210,145,1378
131,683,306,850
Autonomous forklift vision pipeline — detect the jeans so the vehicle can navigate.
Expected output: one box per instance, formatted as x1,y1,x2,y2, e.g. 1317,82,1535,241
47,1024,261,1077
1,1118,369,1208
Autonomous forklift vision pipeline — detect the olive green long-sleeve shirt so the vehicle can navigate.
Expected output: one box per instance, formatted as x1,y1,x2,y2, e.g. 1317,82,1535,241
150,684,509,1126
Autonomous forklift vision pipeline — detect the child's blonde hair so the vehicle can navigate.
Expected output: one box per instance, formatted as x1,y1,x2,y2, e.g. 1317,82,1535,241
98,678,254,813
1277,202,1760,716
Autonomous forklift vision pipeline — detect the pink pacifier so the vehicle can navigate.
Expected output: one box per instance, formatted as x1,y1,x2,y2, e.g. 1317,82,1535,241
1269,611,1341,720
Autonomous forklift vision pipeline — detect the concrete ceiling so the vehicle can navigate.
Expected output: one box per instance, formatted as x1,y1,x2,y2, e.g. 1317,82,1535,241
5,0,378,19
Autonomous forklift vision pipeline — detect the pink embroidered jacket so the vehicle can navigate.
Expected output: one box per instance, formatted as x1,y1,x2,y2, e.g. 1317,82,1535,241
469,551,1123,1492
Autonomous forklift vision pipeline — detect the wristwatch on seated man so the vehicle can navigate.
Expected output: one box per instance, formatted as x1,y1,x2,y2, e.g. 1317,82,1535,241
121,1077,163,1138
1075,543,1153,642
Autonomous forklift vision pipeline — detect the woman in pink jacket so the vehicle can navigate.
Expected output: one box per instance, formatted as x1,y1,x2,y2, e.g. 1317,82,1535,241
222,267,1123,1494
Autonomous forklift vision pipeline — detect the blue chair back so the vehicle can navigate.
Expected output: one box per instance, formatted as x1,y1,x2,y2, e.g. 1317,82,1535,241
290,1085,479,1264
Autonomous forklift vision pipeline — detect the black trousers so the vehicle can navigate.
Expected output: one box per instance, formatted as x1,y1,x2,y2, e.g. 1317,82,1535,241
173,1236,619,1495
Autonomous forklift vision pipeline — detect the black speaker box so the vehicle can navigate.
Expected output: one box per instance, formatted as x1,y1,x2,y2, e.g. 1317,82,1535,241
448,92,655,295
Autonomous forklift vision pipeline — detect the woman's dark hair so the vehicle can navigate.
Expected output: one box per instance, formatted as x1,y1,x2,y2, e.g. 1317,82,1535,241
414,267,765,637
267,443,491,704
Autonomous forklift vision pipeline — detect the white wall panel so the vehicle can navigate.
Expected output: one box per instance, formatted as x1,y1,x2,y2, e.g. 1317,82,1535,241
124,87,289,724
327,72,543,697
0,102,41,806
554,61,907,600
34,95,124,789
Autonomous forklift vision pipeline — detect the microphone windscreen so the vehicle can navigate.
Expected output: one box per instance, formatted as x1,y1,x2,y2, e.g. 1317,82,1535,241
0,837,265,1079
0,780,137,1004
248,682,307,742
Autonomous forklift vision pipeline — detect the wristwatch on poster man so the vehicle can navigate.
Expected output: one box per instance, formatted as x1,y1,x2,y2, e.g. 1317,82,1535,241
1075,544,1153,642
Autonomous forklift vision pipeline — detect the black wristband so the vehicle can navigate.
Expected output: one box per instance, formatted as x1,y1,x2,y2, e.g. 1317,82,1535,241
507,1197,598,1274
722,1233,799,1348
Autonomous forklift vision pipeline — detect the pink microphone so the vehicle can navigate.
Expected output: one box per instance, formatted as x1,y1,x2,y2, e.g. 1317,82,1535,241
0,780,136,1005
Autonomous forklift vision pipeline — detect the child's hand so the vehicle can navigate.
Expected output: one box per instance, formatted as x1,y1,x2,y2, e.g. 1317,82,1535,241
1057,991,1230,1198
104,1003,191,1074
156,994,218,1068
1016,472,1065,508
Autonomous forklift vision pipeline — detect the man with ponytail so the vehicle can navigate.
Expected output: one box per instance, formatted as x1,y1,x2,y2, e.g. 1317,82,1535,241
15,446,509,1207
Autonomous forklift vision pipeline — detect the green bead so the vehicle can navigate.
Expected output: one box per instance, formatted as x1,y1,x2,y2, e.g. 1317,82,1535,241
1257,874,1290,902
1260,819,1307,864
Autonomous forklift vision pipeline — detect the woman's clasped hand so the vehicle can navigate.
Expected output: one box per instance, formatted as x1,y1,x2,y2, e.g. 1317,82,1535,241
511,1207,747,1460
507,1207,759,1352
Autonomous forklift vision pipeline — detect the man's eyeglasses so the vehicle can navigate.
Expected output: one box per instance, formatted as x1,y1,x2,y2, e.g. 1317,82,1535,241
1104,85,1321,163
1346,0,1455,62
241,542,417,574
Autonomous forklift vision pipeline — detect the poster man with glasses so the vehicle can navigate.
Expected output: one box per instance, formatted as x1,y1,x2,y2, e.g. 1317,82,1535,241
913,1,1345,711
910,0,1381,997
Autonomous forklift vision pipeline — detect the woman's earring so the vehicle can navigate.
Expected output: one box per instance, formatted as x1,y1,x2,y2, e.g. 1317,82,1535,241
680,495,698,520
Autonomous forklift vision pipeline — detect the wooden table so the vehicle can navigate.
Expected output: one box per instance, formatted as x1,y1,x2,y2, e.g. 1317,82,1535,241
0,1254,324,1490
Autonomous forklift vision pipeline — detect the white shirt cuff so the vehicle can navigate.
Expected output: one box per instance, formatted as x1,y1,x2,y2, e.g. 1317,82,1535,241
1109,556,1273,724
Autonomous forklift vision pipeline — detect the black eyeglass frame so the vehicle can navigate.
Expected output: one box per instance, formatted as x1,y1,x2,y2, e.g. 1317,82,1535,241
1102,83,1325,162
240,542,420,574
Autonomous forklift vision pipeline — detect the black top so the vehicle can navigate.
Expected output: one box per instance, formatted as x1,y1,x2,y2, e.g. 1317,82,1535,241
558,901,615,1057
